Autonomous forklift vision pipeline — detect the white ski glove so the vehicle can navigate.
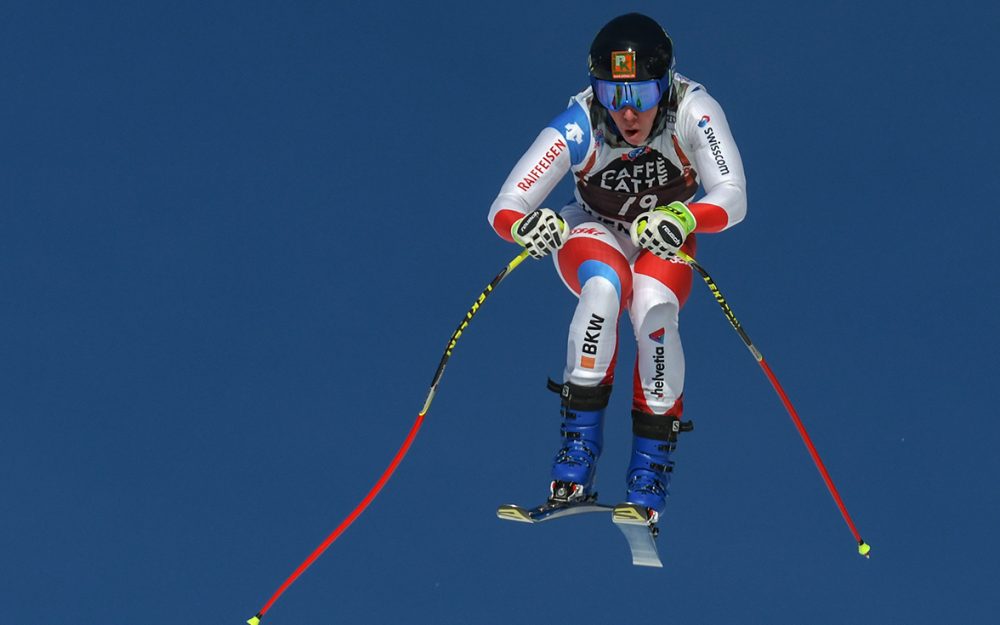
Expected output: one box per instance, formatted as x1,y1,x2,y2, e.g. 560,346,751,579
630,202,697,260
511,208,569,259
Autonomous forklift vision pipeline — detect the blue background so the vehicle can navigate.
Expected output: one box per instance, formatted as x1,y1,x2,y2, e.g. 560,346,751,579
3,1,998,623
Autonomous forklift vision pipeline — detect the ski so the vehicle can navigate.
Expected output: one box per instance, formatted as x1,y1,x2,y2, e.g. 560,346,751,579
611,503,663,568
497,498,663,567
496,495,612,523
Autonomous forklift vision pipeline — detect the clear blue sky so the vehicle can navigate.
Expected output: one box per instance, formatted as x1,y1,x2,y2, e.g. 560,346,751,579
3,1,998,623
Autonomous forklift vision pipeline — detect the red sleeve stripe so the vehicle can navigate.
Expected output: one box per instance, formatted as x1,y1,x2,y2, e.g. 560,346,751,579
688,202,729,233
491,209,524,242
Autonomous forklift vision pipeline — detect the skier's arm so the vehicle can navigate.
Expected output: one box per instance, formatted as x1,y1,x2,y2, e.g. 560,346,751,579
677,91,747,233
488,129,572,242
488,100,591,242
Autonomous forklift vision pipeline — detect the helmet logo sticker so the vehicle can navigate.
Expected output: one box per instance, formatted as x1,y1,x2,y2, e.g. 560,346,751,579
611,50,636,79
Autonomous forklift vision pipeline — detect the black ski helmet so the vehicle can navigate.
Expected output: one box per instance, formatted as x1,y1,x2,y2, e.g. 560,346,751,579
588,13,674,83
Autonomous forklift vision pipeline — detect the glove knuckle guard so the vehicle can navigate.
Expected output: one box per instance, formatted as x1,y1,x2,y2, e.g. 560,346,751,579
514,208,565,259
656,220,683,247
515,211,542,238
630,210,685,259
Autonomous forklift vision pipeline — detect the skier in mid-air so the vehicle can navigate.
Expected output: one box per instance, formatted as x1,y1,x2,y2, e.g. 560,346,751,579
489,13,747,528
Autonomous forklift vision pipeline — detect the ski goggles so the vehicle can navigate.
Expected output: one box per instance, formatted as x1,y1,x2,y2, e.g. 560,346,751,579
590,76,670,113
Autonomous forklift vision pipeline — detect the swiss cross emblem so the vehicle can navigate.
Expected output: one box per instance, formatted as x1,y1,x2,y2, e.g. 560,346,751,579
611,50,636,79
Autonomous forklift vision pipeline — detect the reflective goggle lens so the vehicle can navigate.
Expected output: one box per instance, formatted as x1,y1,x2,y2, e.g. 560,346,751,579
591,78,664,113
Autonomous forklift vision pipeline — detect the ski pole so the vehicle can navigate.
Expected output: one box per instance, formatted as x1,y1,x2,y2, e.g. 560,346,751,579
247,250,532,625
675,250,871,558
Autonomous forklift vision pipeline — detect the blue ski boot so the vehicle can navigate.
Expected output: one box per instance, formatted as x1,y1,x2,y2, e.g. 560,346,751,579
624,410,694,524
547,380,613,503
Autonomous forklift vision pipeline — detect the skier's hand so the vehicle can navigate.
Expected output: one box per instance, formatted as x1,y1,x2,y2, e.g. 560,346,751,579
630,202,697,260
511,208,568,259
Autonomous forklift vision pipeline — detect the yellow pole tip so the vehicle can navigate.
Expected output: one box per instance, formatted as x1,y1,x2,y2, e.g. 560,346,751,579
858,542,871,558
247,616,262,625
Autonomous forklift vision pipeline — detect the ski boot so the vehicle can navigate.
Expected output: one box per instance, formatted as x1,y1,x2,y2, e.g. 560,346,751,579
619,409,693,525
547,380,612,504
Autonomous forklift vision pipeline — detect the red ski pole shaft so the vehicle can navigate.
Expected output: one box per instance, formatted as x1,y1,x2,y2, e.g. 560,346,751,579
758,358,866,546
676,250,870,558
247,250,532,624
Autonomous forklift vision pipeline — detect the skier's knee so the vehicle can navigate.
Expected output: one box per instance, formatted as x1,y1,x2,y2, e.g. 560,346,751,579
560,242,633,303
579,272,623,308
634,298,680,334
